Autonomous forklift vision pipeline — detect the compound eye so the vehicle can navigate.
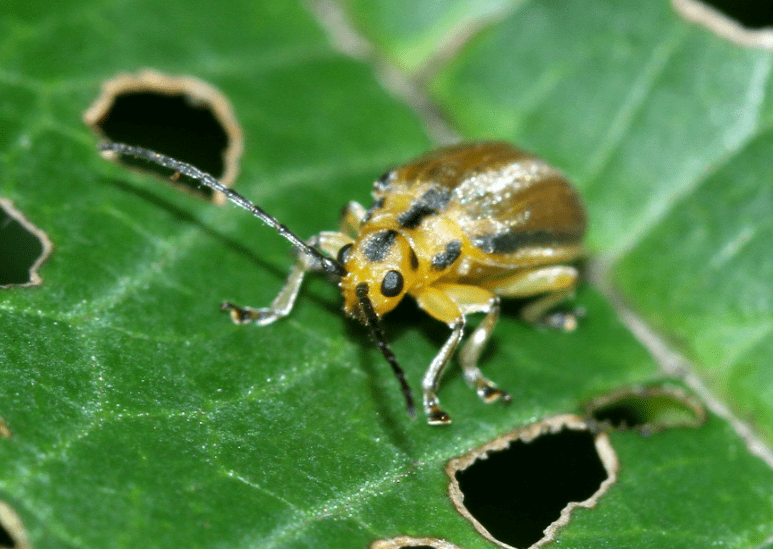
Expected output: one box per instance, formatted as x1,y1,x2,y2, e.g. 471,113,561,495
336,243,353,266
380,270,404,298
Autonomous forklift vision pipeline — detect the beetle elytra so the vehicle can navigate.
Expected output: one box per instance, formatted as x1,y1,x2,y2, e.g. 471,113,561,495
99,141,586,425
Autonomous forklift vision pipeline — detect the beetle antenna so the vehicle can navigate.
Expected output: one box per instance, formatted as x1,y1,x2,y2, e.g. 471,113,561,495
98,141,346,277
356,283,415,418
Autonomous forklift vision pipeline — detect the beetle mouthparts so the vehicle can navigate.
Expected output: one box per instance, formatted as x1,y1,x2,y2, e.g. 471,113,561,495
356,282,415,418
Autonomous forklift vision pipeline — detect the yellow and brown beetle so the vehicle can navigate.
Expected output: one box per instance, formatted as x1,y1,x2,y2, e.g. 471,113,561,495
100,141,586,425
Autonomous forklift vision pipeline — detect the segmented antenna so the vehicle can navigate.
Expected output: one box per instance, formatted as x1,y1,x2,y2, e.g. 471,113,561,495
356,283,416,418
98,141,346,277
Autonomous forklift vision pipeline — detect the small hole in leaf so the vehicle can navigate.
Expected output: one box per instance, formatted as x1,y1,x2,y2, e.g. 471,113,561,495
699,0,773,29
585,383,706,435
447,415,618,549
84,70,243,203
0,199,53,288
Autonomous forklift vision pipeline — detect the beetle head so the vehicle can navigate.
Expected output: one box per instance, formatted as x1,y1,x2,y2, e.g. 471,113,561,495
338,229,417,320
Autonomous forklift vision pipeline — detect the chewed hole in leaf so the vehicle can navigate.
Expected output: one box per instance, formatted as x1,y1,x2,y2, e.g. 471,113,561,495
0,199,53,288
584,383,706,435
673,0,773,50
697,0,773,29
0,502,31,549
0,525,11,548
447,415,618,549
84,69,243,203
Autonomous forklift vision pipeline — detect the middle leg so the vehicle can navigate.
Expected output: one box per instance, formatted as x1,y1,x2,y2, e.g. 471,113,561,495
436,284,511,404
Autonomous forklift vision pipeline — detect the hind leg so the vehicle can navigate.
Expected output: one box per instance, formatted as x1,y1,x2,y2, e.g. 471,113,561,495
484,266,581,332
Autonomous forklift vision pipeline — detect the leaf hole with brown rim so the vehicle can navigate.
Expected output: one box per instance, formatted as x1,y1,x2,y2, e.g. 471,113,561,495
0,199,53,288
698,0,773,29
447,415,618,549
584,382,706,435
84,70,243,202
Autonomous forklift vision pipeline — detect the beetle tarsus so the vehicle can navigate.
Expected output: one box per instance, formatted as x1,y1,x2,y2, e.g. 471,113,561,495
540,310,580,333
220,302,280,326
477,382,511,404
427,405,451,425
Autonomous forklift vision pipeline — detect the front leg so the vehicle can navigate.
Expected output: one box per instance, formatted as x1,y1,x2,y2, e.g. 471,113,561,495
413,284,512,424
222,232,352,326
413,287,465,424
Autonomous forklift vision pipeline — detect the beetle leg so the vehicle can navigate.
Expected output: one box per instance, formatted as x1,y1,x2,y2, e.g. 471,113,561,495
339,201,366,237
413,285,509,423
421,317,465,425
222,232,351,326
413,287,466,424
484,265,580,332
435,285,511,405
221,251,316,325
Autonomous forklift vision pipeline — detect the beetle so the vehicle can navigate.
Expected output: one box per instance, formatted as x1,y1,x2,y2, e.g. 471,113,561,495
99,141,586,425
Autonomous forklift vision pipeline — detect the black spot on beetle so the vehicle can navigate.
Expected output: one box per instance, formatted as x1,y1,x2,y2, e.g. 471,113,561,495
363,197,386,224
398,187,451,229
432,240,461,270
422,187,452,210
409,247,419,271
374,170,393,191
473,228,581,254
364,230,397,262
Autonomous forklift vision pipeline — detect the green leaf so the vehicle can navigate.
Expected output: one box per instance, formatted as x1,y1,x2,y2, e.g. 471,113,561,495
2,1,772,548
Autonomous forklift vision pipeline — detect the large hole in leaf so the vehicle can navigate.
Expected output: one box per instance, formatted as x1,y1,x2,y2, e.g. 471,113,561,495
99,92,228,177
84,70,243,203
447,415,618,549
0,199,53,288
584,383,706,435
699,0,773,29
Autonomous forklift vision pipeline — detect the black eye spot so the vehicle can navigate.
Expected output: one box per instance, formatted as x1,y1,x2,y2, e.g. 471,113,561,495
336,243,353,265
380,270,404,297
